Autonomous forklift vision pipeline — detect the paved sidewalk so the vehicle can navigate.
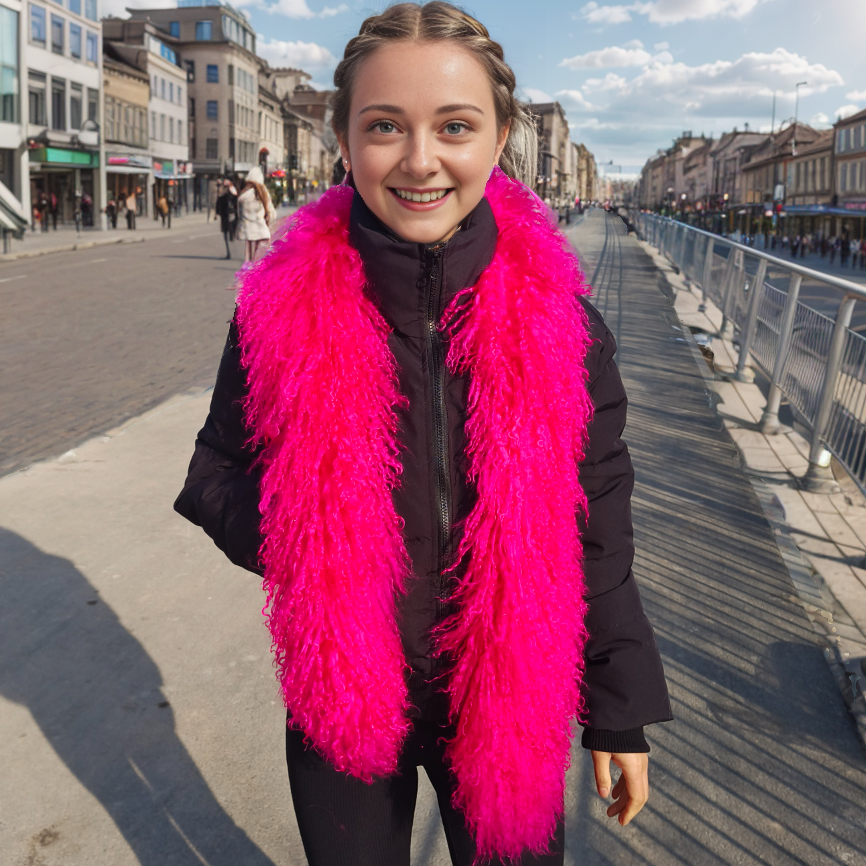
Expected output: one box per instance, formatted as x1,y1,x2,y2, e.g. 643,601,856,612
641,237,866,738
0,203,301,263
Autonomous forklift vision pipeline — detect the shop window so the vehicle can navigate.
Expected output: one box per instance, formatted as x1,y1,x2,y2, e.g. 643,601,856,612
207,64,218,83
195,20,211,40
86,30,97,62
206,137,217,160
28,70,47,125
69,22,81,58
51,77,65,130
30,4,46,43
206,99,217,119
169,20,179,37
51,14,63,54
70,81,81,129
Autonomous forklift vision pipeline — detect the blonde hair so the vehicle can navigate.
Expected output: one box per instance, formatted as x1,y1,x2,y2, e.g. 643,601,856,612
332,1,537,187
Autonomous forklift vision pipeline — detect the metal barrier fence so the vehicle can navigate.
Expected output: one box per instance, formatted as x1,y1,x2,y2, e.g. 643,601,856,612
637,213,866,494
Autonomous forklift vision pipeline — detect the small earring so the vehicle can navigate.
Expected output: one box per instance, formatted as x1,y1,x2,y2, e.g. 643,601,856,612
342,158,349,167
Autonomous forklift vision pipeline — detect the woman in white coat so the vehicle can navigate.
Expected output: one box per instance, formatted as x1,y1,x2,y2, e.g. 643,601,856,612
238,166,276,262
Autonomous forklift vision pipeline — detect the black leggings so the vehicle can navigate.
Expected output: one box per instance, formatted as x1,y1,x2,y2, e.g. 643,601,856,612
286,720,565,866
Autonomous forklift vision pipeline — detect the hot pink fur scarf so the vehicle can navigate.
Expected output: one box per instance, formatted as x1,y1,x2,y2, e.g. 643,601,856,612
235,167,594,862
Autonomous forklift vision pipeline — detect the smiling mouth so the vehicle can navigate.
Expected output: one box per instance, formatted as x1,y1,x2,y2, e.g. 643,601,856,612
391,188,452,203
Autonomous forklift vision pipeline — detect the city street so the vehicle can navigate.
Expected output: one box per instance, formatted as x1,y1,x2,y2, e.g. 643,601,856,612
2,211,866,865
0,221,241,476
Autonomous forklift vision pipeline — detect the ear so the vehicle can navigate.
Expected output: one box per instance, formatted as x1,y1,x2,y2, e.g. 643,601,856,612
336,133,350,166
494,121,510,166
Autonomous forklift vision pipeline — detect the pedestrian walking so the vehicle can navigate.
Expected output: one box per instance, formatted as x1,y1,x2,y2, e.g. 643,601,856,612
37,192,49,232
214,179,238,259
791,235,799,257
841,236,850,267
850,238,859,269
106,198,117,229
125,191,137,230
237,166,275,262
157,194,170,228
174,5,671,865
48,192,59,230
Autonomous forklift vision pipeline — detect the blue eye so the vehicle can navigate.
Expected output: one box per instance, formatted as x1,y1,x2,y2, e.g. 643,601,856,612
444,122,467,135
372,121,396,133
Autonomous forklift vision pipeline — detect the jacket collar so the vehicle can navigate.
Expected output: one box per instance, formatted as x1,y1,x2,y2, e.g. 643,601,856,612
348,192,499,334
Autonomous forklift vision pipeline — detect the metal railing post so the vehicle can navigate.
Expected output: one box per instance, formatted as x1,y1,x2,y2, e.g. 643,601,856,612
801,295,857,493
699,234,714,312
718,248,740,340
760,274,803,434
735,258,769,382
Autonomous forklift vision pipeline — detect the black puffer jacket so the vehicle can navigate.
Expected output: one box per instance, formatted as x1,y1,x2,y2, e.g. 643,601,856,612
174,193,672,753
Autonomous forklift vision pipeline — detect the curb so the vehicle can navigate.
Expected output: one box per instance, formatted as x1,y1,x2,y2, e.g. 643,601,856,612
0,220,212,263
644,234,866,756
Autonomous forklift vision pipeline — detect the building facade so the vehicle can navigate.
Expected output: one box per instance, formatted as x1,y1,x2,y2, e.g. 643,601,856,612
102,45,149,214
834,107,866,241
25,0,104,225
125,1,261,207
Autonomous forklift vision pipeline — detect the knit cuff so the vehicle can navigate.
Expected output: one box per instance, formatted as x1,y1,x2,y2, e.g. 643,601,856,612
580,726,650,753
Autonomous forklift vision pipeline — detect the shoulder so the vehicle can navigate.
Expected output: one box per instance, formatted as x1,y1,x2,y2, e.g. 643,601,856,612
578,296,618,385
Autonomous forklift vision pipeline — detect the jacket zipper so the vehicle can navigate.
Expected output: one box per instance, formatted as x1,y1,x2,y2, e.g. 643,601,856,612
426,247,452,635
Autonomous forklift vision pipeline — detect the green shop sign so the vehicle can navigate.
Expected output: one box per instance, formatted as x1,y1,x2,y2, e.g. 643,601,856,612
29,147,99,167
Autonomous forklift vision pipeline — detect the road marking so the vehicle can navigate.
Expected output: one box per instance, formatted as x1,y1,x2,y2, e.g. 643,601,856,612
0,274,25,283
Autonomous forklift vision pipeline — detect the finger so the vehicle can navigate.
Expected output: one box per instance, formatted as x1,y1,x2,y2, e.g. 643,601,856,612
615,765,649,826
591,750,612,798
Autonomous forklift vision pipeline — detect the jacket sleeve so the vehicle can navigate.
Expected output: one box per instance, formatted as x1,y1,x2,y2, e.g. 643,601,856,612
174,319,265,575
577,298,672,752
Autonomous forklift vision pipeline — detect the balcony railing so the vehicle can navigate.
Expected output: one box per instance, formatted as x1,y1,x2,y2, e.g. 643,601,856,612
637,213,866,494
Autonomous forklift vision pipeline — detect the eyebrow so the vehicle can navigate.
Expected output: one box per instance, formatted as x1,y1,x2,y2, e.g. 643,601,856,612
358,103,485,116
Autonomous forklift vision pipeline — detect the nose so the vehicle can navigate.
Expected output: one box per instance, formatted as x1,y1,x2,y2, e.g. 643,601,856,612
401,131,441,179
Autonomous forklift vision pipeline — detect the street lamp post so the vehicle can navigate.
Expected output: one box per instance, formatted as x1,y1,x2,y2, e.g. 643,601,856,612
793,81,808,156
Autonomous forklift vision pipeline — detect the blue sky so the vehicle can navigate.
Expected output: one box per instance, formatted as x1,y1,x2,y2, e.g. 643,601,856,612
110,0,866,176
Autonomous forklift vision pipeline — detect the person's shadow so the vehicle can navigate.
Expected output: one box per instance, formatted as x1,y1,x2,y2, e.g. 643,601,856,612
0,527,275,865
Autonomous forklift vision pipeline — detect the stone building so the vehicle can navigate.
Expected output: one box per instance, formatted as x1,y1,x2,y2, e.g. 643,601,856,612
833,107,866,240
524,101,570,202
101,44,150,213
124,1,260,207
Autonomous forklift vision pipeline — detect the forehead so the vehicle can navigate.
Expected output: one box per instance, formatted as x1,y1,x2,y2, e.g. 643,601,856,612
351,40,494,113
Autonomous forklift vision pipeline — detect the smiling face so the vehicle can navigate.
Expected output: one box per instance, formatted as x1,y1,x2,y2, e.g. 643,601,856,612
338,40,509,245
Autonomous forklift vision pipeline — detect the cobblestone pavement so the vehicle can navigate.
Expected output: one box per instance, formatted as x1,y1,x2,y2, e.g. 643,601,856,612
0,227,241,476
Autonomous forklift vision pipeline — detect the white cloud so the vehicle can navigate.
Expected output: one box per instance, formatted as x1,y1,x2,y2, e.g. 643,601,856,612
835,104,861,120
583,73,629,93
810,112,831,128
654,41,669,51
576,0,767,26
846,89,866,102
521,87,553,103
555,90,598,110
256,38,338,69
577,1,633,23
561,45,652,69
560,42,673,70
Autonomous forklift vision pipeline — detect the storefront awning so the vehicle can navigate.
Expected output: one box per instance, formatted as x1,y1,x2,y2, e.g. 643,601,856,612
29,146,99,167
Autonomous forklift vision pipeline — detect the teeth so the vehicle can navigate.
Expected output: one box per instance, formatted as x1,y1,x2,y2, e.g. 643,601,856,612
395,188,448,202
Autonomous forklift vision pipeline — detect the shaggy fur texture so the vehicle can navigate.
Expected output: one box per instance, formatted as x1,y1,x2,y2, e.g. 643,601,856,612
235,167,593,861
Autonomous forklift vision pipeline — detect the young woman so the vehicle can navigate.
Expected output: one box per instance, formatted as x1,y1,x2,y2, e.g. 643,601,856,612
175,4,671,864
237,166,276,262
